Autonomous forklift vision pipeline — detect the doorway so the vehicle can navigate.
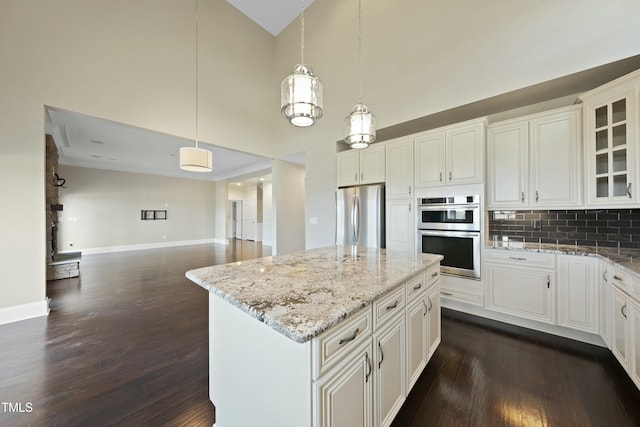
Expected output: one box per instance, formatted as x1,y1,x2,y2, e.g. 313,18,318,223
230,200,242,240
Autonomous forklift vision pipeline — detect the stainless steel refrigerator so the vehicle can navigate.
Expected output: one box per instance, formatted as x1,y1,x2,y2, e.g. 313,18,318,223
336,184,385,248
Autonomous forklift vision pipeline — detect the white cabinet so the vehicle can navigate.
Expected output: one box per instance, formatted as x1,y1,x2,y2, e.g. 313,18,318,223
406,297,427,393
385,138,414,199
485,250,555,325
600,259,613,349
557,255,598,334
487,105,582,209
373,313,406,427
414,118,485,188
315,340,374,427
386,199,413,252
337,145,386,188
580,71,640,207
426,283,441,360
612,286,631,371
632,299,640,388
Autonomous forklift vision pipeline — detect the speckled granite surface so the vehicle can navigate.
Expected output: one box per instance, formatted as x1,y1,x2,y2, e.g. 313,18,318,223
186,245,442,343
486,242,640,276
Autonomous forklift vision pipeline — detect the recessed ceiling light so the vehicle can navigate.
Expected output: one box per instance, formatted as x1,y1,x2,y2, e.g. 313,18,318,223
236,183,242,186
259,178,265,181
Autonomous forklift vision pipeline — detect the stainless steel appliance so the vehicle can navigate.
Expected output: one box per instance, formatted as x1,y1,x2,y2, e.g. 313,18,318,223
417,195,480,279
336,184,385,248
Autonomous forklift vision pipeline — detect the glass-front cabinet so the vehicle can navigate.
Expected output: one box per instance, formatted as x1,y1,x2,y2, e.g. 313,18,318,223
581,71,639,207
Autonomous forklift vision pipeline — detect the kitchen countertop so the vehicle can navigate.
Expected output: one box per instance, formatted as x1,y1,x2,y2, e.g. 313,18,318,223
486,241,640,276
186,245,442,343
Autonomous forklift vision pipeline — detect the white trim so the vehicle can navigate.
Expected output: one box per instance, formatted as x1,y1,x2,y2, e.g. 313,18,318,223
82,239,218,255
0,299,49,325
262,240,273,247
213,238,229,246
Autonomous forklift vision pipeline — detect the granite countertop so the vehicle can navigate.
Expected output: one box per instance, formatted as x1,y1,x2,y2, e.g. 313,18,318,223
186,245,443,344
486,241,640,276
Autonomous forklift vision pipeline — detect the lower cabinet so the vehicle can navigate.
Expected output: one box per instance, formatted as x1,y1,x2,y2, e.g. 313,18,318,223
374,314,406,427
557,255,598,334
632,299,640,388
612,285,631,371
316,340,374,427
315,268,441,427
486,262,555,325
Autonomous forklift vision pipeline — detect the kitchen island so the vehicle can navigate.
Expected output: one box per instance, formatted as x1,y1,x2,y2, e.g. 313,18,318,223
186,245,442,427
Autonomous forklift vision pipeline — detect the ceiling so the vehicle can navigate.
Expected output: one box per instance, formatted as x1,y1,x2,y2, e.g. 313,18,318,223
45,108,274,183
225,0,315,36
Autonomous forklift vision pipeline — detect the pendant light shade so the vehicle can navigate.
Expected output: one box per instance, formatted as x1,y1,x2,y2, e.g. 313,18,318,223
281,0,323,127
281,64,323,127
344,0,376,148
179,146,213,172
345,103,376,148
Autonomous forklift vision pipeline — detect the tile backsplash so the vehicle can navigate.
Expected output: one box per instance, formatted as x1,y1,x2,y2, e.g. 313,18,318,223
488,209,640,249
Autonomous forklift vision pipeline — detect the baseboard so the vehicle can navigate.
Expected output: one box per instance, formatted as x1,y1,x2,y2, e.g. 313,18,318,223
0,299,49,325
81,239,218,255
262,240,273,247
214,238,228,246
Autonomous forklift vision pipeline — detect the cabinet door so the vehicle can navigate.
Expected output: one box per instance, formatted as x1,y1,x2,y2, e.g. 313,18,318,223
316,342,374,427
426,284,441,360
486,264,555,325
487,120,528,208
337,150,360,187
612,287,630,370
374,315,406,427
600,261,613,349
632,300,640,389
385,199,413,252
557,255,598,334
446,120,484,185
386,138,414,199
530,107,582,208
583,88,637,206
406,298,427,393
414,131,445,188
360,145,386,185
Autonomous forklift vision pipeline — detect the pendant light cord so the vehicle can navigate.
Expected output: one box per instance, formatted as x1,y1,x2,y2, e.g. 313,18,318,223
300,0,305,64
195,0,199,149
358,0,363,104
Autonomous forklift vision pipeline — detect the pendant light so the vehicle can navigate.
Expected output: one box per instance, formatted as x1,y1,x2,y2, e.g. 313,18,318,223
180,0,213,172
281,0,323,127
344,0,376,148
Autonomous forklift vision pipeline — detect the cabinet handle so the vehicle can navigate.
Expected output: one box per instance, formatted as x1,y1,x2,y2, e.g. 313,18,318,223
413,283,422,291
613,275,623,282
361,172,364,181
547,275,550,289
355,173,358,182
408,202,411,213
508,256,527,261
521,192,525,203
621,303,627,319
627,183,632,198
439,172,442,182
602,270,608,283
378,341,384,369
449,171,452,181
408,185,411,195
431,271,438,278
338,328,360,345
535,191,539,202
365,352,372,383
386,300,399,310
422,300,428,317
441,291,453,296
428,296,433,311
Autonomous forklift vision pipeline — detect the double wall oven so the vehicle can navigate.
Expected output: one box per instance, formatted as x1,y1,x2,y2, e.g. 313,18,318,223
417,195,481,279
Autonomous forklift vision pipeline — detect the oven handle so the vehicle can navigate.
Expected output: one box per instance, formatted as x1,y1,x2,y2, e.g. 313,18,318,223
417,204,480,210
418,230,480,238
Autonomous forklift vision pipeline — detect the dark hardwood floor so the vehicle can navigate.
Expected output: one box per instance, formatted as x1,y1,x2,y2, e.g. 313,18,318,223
1,242,639,426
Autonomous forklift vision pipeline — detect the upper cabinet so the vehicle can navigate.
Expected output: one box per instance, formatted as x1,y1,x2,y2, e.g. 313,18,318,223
386,137,414,199
414,118,486,188
337,144,386,188
580,71,640,207
487,105,582,209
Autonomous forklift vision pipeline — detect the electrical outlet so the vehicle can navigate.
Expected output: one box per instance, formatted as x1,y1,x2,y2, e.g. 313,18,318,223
533,219,542,230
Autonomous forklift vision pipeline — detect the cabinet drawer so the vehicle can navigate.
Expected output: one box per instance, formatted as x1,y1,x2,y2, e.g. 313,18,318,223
312,307,372,379
440,287,484,306
426,265,440,288
373,286,405,329
610,267,631,293
485,249,555,268
406,273,427,302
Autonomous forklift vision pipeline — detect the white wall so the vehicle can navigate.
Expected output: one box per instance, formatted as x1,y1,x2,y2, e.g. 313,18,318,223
272,160,306,255
215,181,228,245
263,182,273,246
57,166,215,252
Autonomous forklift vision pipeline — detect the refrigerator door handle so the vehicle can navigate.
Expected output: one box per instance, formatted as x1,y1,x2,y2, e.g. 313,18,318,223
353,194,360,244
